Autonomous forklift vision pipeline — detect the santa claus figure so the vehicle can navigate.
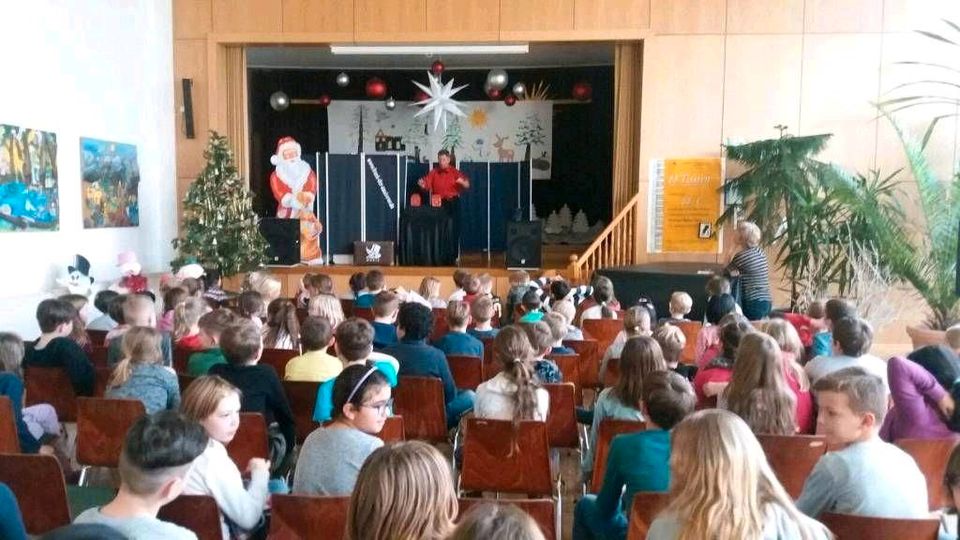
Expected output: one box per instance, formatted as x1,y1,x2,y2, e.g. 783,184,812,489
269,136,324,264
113,251,148,294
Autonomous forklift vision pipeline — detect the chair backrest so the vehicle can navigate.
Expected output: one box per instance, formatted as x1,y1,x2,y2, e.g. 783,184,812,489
93,366,112,397
89,346,109,368
0,453,71,534
672,320,702,364
282,380,321,443
77,397,146,468
260,348,299,379
458,497,556,540
602,356,621,387
378,415,406,443
756,434,827,499
460,418,553,495
582,319,623,352
543,383,579,449
626,492,671,540
0,396,20,453
24,366,78,422
173,346,192,374
353,307,374,321
157,494,223,540
547,353,582,401
820,512,940,540
430,307,449,342
590,419,646,492
86,329,108,347
340,298,354,317
896,437,958,510
563,339,601,388
393,376,448,443
446,354,484,390
481,337,497,380
226,412,269,470
269,494,351,540
177,373,196,393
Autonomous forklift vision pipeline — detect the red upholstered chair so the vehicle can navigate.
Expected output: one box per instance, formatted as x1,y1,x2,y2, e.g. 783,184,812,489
547,353,582,402
353,307,374,322
86,329,108,347
430,308,449,343
24,366,78,422
446,354,484,390
820,512,940,540
158,494,223,540
457,497,557,540
226,412,269,471
756,434,827,499
393,376,448,443
602,356,621,387
563,339,601,393
0,453,71,534
543,383,581,451
88,346,109,368
282,379,321,444
896,437,958,510
377,415,406,443
76,397,146,484
481,338,503,381
340,298,354,317
582,319,623,354
260,348,298,379
590,420,646,493
0,396,20,453
626,492,671,540
269,494,351,540
173,346,192,374
93,366,112,398
673,320,702,364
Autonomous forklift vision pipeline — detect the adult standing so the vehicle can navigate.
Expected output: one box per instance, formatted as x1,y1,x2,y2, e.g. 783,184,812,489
724,221,771,320
417,149,470,260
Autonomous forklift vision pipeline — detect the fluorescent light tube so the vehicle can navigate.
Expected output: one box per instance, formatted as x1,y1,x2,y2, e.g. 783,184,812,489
330,44,529,55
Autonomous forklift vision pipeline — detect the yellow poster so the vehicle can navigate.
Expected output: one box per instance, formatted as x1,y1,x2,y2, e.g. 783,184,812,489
661,158,722,253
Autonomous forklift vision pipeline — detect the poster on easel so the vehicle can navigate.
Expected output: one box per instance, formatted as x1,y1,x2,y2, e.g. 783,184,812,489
647,158,723,254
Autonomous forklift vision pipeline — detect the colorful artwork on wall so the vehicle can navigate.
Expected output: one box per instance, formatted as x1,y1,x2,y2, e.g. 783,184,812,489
80,137,140,228
0,123,59,231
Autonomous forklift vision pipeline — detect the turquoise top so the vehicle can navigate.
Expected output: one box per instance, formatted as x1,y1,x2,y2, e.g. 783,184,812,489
312,360,398,422
595,429,671,519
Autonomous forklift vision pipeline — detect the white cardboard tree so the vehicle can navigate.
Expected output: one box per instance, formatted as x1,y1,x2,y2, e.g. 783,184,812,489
544,211,563,234
572,210,590,234
558,204,573,231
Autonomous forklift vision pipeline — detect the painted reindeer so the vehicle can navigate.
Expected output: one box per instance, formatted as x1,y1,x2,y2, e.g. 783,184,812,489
493,134,514,162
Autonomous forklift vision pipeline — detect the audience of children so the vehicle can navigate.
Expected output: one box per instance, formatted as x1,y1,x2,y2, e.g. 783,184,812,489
88,289,121,331
694,293,739,366
236,290,264,330
262,298,300,350
0,332,60,454
370,291,400,350
354,270,385,309
518,289,545,323
308,293,346,329
693,320,752,408
475,326,549,421
434,300,484,357
804,316,887,387
187,309,236,376
106,327,180,414
810,298,858,358
468,296,500,340
653,324,696,381
284,316,341,382
23,298,95,396
418,276,448,309
599,306,652,383
551,300,584,340
293,363,389,495
658,291,693,325
448,268,470,302
158,287,187,334
719,332,798,435
579,276,618,322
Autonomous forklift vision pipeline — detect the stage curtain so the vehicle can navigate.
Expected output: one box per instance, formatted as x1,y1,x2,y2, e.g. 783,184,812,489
223,46,248,180
612,41,643,215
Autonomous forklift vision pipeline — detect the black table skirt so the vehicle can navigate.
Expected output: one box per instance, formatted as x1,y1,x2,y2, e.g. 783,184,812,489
597,263,740,322
399,206,456,266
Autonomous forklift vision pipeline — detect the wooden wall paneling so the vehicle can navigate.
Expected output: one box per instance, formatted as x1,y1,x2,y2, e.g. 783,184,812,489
281,0,356,36
174,0,213,39
883,0,960,33
174,40,209,180
499,0,575,39
574,0,650,32
354,0,427,42
212,0,283,34
721,35,802,143
425,0,500,41
803,0,882,33
799,34,882,174
649,0,725,34
725,0,802,34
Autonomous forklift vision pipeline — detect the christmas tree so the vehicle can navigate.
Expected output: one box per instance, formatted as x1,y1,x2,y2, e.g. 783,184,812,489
172,132,267,275
515,111,546,161
441,117,463,163
572,210,590,234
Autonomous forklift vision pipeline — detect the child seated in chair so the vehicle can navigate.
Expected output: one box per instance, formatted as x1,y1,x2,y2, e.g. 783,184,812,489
88,289,120,331
599,307,652,383
158,287,187,334
236,291,264,331
550,300,584,341
106,327,180,414
521,321,562,384
108,295,173,368
174,298,209,352
543,312,575,355
371,291,400,350
475,326,549,422
419,276,447,309
434,301,483,358
517,289,545,324
284,316,341,383
261,299,300,351
448,268,470,302
187,309,236,376
0,332,61,454
23,299,94,397
468,296,500,341
804,317,886,387
653,324,696,381
353,269,385,309
75,410,208,539
658,291,692,326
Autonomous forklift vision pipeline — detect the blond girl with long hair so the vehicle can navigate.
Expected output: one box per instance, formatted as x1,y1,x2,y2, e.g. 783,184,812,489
263,298,300,350
648,409,831,540
475,325,549,422
347,441,457,540
419,276,447,309
106,326,180,414
174,297,209,350
720,333,797,435
762,319,815,433
308,293,346,330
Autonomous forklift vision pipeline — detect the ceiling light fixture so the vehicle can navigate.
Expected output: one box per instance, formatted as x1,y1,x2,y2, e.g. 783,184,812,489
329,44,529,55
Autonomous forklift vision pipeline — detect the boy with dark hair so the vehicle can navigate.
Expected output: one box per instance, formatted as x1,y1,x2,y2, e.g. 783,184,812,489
522,320,563,383
518,289,544,323
805,317,886,387
285,316,341,382
88,290,120,331
467,296,499,340
187,309,236,376
23,299,94,396
384,302,474,428
202,268,229,305
353,269,385,309
433,301,483,357
370,291,400,350
74,410,208,539
448,268,470,302
210,321,297,466
810,298,858,357
797,367,927,519
573,370,695,539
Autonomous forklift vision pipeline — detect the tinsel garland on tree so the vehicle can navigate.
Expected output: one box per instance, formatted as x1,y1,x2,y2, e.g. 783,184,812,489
171,132,267,275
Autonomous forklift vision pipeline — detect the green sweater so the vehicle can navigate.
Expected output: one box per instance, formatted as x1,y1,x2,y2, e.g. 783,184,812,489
187,348,226,376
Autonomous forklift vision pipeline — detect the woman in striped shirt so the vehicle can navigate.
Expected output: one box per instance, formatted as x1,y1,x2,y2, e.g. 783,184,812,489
724,221,771,320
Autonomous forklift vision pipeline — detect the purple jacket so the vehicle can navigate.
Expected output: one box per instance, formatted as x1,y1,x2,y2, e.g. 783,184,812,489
880,356,957,441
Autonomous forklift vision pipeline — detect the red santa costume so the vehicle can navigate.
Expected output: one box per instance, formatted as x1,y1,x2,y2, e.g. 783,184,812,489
269,137,323,263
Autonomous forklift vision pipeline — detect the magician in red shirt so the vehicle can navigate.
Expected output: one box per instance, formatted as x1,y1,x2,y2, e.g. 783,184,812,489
416,149,470,260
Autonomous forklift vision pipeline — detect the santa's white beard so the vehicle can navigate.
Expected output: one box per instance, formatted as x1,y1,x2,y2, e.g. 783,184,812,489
276,158,311,192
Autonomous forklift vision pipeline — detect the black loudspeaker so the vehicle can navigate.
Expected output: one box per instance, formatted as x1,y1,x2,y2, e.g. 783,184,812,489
506,220,542,269
182,79,195,139
259,218,300,265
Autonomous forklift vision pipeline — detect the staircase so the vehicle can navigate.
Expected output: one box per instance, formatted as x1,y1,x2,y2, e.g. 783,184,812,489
566,193,643,283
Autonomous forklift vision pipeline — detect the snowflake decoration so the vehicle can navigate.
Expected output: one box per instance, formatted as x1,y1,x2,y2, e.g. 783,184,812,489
412,72,468,132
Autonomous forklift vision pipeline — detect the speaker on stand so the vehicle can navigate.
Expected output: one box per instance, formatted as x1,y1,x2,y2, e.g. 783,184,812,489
506,220,542,269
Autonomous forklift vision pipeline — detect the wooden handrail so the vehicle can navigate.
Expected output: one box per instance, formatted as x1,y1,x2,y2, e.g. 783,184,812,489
567,193,644,283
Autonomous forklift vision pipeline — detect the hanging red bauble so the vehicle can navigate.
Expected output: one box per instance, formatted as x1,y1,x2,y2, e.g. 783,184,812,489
365,77,388,99
318,94,331,107
571,80,593,101
487,88,502,99
413,89,430,104
430,59,445,76
504,94,517,106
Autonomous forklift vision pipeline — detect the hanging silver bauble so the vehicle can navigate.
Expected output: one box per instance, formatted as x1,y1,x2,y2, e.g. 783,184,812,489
384,96,397,110
336,72,350,87
512,82,527,98
486,69,508,91
269,91,290,111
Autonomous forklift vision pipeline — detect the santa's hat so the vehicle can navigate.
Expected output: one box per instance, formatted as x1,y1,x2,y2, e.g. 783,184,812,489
117,251,139,268
270,136,301,166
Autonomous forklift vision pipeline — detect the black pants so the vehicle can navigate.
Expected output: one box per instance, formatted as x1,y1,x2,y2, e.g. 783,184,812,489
441,197,461,260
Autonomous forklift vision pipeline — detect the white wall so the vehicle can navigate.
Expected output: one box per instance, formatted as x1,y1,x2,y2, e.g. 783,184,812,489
0,0,176,338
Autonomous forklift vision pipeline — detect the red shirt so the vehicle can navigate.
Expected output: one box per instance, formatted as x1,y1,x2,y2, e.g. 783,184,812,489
422,166,466,200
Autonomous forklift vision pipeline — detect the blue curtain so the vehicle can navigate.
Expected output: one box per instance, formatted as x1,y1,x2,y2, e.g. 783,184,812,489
318,154,363,256
457,162,490,252
363,154,401,244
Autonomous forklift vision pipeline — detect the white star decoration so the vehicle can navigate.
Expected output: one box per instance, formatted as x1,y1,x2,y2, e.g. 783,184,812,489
412,72,468,132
